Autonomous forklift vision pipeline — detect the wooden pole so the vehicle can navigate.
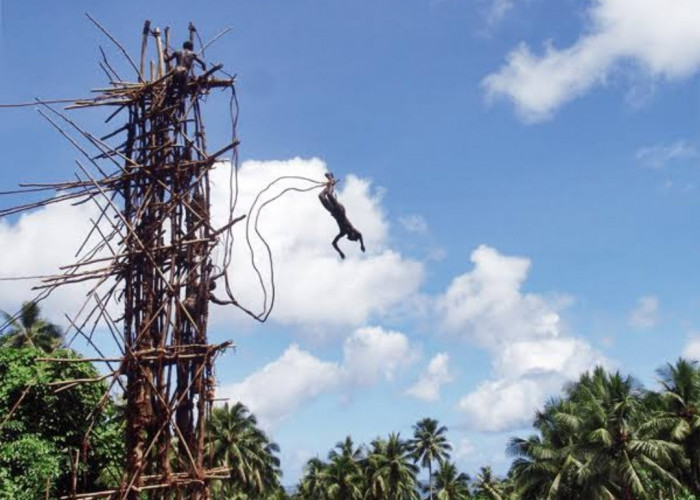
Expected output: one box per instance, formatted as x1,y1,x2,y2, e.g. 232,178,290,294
140,20,151,81
153,28,165,78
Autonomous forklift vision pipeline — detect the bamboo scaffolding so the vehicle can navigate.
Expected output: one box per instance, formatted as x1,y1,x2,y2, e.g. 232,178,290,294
0,19,244,500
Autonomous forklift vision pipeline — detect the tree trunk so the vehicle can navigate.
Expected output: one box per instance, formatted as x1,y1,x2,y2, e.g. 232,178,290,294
692,453,700,494
428,461,433,500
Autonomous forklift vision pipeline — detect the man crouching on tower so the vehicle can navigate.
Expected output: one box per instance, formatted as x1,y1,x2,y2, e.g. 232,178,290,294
319,172,366,259
166,41,206,96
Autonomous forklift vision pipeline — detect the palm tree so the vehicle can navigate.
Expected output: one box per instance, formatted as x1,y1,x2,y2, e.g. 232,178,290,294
259,440,283,494
323,436,365,500
508,399,582,500
207,402,282,497
410,418,452,500
366,433,419,499
651,358,700,493
474,466,503,500
431,461,471,500
365,438,389,500
330,435,364,463
567,367,682,499
0,301,62,353
507,367,688,499
298,457,328,499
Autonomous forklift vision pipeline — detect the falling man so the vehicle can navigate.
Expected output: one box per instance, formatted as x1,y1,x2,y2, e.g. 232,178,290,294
318,172,366,259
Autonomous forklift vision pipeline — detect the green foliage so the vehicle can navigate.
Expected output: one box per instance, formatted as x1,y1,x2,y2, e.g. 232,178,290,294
292,361,700,500
212,359,700,500
7,304,700,500
507,362,700,500
322,436,365,500
0,346,123,497
366,433,419,500
207,401,282,498
431,461,472,499
296,423,464,500
0,434,60,500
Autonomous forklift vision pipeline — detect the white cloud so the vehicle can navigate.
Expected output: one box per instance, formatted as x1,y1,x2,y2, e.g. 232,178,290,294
342,326,416,385
209,158,424,329
636,140,698,169
458,348,604,432
437,245,568,346
399,215,428,234
219,326,416,429
494,338,603,379
458,375,557,432
219,344,343,429
483,0,700,121
628,295,660,329
438,245,606,431
458,339,604,431
405,353,453,402
682,334,700,361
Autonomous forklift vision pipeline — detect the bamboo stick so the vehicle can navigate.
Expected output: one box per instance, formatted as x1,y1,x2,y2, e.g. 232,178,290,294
87,13,142,81
37,356,122,363
140,20,151,80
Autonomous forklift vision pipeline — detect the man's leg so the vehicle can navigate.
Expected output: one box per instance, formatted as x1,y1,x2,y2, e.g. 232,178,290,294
332,233,345,259
357,232,366,253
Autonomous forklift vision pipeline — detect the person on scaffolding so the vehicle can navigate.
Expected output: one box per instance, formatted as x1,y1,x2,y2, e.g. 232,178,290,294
166,40,206,97
319,172,366,259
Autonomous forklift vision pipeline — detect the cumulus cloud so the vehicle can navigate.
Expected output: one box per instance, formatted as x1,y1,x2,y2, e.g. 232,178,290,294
483,0,700,121
209,158,424,329
343,326,416,385
405,353,453,402
636,140,698,169
458,339,604,432
219,344,343,429
437,245,606,431
494,337,603,379
438,245,568,345
628,295,660,329
683,334,700,361
219,326,416,429
458,376,556,432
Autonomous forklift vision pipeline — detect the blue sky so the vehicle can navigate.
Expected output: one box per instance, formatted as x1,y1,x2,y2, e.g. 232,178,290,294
1,0,700,485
